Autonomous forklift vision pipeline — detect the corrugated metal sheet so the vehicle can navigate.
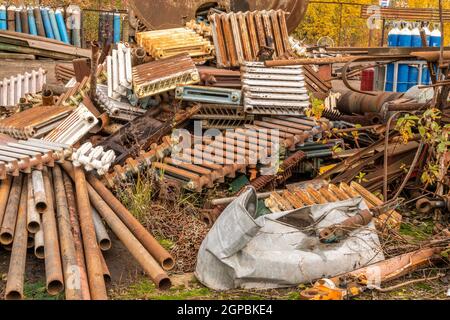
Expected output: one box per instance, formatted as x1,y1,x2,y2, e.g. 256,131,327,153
136,27,214,62
132,53,200,99
241,62,310,115
209,10,291,68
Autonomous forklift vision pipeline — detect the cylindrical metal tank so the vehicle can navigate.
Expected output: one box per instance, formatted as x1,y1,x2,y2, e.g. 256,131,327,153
128,0,309,33
337,90,404,115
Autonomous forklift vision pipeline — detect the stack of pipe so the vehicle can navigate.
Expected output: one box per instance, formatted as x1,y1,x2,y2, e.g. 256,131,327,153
0,5,81,47
0,162,173,300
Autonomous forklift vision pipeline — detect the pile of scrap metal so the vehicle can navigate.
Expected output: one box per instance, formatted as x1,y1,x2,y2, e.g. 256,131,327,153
0,2,448,302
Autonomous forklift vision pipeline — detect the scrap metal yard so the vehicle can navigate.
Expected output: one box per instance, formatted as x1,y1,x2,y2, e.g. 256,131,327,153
0,0,448,304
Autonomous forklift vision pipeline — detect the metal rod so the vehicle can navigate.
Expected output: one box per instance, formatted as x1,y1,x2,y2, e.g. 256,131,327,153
5,180,28,300
0,175,22,245
62,171,90,300
86,173,175,270
52,165,83,300
32,170,47,213
71,164,107,300
61,162,172,290
26,174,40,233
42,167,64,296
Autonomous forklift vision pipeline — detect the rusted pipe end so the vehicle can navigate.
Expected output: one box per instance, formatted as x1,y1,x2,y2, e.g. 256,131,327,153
0,232,13,246
42,89,53,98
35,201,48,213
135,47,146,59
47,280,64,296
155,275,172,291
99,239,112,252
27,221,40,234
103,273,112,284
5,290,23,300
416,198,433,214
35,245,45,259
161,257,175,271
27,235,34,249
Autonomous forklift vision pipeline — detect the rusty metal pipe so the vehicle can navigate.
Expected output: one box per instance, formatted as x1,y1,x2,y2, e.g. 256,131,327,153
5,180,28,300
99,249,111,283
26,174,40,233
86,172,175,271
32,170,47,213
90,42,100,103
52,165,83,300
71,164,107,300
62,171,91,300
92,208,112,251
42,168,64,296
41,89,54,106
61,162,172,290
34,225,44,259
0,175,23,245
0,177,12,227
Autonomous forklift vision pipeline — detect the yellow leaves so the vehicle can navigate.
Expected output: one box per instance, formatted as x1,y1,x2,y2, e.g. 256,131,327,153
354,172,368,184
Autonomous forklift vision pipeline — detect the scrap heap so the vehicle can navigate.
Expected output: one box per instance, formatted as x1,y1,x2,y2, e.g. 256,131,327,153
0,3,448,301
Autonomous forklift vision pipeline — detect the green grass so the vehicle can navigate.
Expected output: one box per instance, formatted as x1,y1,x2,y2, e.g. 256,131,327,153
118,278,213,300
399,220,434,241
23,281,64,300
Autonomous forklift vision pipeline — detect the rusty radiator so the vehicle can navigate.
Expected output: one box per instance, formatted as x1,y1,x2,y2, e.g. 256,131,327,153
0,135,72,180
136,28,214,62
241,62,310,115
191,104,254,129
245,116,332,150
0,69,47,107
0,106,74,139
197,66,241,89
44,104,99,146
209,10,291,68
132,53,200,99
265,181,402,231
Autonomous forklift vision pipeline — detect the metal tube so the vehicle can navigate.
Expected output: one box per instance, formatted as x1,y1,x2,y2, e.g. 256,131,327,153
52,165,83,300
62,171,90,300
41,89,54,106
0,177,12,227
61,162,172,290
26,174,40,233
5,179,28,300
72,165,107,300
33,7,46,37
86,173,175,270
99,249,111,283
42,167,64,296
34,222,44,259
0,175,23,245
20,8,29,34
32,170,47,213
90,42,99,102
92,207,111,251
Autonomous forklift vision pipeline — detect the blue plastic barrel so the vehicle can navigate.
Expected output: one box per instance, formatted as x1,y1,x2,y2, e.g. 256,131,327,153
430,27,442,47
0,5,7,30
421,66,430,85
55,8,69,44
407,65,419,89
48,9,61,41
398,64,410,92
113,13,121,43
41,7,54,39
385,63,394,92
28,7,38,35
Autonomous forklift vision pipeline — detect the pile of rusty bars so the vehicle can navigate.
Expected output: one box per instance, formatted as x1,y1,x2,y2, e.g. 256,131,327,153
0,163,174,300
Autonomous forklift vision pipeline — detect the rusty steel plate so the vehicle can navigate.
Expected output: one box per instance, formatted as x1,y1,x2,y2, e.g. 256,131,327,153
128,0,309,33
